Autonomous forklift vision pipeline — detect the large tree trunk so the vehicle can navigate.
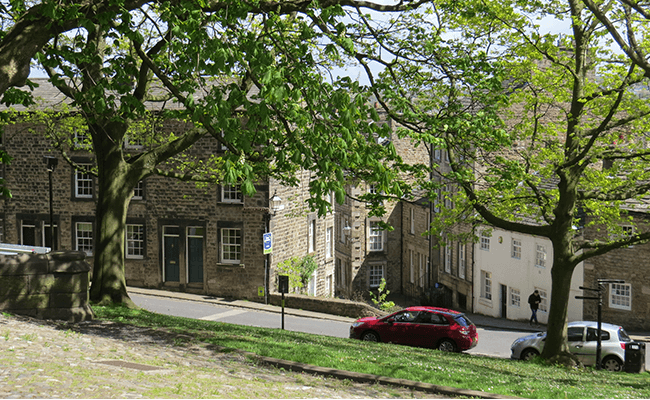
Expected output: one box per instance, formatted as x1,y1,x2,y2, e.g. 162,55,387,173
88,122,136,307
541,257,577,363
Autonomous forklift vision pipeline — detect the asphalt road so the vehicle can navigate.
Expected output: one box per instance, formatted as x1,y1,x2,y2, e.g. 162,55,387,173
131,294,349,337
131,293,528,359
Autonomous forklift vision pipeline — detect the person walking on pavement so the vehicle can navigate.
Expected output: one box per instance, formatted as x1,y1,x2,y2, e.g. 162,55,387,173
528,290,541,326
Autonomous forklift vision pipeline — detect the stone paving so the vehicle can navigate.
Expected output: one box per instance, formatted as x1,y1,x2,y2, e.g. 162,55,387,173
0,313,448,399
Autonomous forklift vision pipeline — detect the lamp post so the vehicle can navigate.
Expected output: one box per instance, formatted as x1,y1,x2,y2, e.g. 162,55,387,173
264,193,284,305
43,156,58,250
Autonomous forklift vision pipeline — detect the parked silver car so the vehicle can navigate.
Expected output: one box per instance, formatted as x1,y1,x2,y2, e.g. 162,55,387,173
510,321,633,371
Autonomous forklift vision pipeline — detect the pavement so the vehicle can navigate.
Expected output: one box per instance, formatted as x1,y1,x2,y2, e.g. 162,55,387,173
127,286,650,342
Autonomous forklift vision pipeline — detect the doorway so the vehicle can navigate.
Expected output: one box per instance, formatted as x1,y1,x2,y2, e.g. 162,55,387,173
186,226,204,283
163,226,180,282
500,284,508,318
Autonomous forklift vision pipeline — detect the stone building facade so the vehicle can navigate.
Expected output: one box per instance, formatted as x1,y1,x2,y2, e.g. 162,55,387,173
582,211,650,331
334,182,403,299
0,83,334,302
334,120,474,311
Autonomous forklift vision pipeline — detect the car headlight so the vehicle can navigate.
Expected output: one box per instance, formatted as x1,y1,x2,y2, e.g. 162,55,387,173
511,338,525,348
351,322,364,328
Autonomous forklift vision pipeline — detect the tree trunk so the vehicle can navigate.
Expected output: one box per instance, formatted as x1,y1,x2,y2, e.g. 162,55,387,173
541,257,577,363
88,123,136,307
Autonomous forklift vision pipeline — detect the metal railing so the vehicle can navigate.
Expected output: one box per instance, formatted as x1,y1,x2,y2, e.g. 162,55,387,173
0,243,50,255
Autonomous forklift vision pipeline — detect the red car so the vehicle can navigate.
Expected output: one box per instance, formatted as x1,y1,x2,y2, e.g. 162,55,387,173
349,306,478,352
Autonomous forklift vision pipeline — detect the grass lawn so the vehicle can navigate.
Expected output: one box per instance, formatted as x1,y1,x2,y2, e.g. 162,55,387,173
94,305,649,399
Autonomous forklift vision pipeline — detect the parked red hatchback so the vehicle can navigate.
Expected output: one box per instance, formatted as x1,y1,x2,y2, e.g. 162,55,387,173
349,306,478,352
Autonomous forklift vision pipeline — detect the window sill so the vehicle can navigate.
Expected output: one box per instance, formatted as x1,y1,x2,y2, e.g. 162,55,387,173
478,297,492,308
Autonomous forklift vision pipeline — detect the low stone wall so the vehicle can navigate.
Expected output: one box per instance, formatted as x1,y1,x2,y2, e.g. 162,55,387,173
269,293,384,319
0,250,94,322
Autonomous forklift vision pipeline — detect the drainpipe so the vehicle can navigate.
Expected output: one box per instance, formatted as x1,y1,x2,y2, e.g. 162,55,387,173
428,142,435,290
400,200,404,296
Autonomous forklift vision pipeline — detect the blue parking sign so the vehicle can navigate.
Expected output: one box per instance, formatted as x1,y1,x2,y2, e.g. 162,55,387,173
263,232,272,254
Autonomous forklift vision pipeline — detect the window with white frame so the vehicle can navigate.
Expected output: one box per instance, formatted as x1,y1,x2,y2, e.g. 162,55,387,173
510,288,521,307
369,264,384,288
481,270,492,300
444,184,453,209
434,148,441,160
622,225,634,237
610,225,635,246
132,180,144,200
124,134,144,150
308,219,316,253
340,217,347,243
480,230,490,251
368,221,384,251
511,238,522,259
444,238,452,273
75,222,93,256
609,283,631,310
623,225,635,247
326,226,332,259
434,188,441,213
221,185,243,203
221,228,241,263
326,191,334,209
535,244,546,268
75,164,93,198
536,288,549,312
458,243,466,279
74,130,92,149
410,208,415,234
126,224,144,259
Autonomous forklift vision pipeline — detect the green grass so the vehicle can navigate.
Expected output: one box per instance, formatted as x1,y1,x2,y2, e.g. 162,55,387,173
93,305,650,399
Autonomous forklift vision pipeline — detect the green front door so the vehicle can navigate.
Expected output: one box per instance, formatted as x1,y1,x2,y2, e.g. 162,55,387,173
164,226,180,282
187,227,204,283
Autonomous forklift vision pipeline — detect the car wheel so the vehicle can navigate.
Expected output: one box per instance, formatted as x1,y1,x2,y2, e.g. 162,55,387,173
437,339,457,352
361,331,380,342
520,349,540,361
601,356,623,372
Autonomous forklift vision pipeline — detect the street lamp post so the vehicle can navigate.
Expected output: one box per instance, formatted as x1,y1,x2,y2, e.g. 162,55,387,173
43,156,58,250
264,193,284,305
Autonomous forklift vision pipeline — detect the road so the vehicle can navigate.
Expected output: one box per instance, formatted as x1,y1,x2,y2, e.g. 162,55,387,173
131,293,526,359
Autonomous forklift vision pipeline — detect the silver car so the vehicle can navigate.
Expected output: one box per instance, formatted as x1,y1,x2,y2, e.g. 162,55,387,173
510,321,633,371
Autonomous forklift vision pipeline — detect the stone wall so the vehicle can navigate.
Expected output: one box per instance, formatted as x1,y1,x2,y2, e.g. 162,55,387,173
0,250,93,321
269,293,383,319
583,213,650,331
1,115,334,302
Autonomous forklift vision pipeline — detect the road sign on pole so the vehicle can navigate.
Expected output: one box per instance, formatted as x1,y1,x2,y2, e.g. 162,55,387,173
263,232,272,254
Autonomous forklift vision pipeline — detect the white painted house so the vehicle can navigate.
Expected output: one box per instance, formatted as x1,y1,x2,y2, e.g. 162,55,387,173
473,226,584,324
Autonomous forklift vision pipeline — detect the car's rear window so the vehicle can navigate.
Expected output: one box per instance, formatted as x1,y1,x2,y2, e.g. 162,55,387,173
454,315,473,327
618,328,632,342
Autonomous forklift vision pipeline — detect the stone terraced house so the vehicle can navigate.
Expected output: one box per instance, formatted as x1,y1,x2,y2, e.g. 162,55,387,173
0,79,335,302
334,121,475,312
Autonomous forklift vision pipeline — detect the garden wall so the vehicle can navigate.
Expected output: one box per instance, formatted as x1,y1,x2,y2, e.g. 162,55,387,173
0,250,94,322
269,293,384,319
